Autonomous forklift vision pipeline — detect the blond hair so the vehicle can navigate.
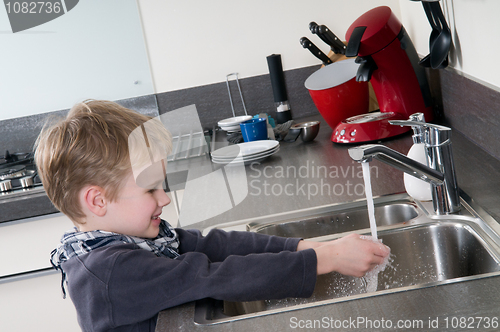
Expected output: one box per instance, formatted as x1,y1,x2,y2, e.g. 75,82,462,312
34,100,172,224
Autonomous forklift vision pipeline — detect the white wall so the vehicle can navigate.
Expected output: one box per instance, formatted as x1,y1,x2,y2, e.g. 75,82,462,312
399,0,500,90
3,1,498,121
0,0,153,121
137,0,401,93
1,1,404,122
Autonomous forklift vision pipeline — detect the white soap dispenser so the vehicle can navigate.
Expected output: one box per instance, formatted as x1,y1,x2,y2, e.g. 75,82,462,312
404,113,432,201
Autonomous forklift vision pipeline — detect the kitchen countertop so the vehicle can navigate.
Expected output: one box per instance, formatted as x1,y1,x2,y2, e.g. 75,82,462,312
156,114,500,331
170,115,418,231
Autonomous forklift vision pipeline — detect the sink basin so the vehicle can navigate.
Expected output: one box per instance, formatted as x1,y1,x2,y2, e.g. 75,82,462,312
248,201,418,238
194,193,500,325
195,220,500,324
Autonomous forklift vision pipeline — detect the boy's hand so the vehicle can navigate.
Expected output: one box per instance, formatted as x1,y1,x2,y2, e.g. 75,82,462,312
298,234,390,277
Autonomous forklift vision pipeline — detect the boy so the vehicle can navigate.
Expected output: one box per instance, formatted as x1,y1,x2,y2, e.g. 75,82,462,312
35,100,390,332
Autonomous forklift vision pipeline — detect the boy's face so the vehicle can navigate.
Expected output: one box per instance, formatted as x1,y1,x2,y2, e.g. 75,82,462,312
104,162,171,238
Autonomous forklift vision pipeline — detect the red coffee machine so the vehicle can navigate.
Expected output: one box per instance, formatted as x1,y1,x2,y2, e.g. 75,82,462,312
332,6,433,143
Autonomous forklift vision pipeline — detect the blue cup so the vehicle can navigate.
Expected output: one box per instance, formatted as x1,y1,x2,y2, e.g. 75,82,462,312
240,118,268,142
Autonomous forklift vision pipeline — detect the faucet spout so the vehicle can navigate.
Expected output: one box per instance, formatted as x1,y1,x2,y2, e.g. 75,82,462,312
348,117,460,215
348,144,444,185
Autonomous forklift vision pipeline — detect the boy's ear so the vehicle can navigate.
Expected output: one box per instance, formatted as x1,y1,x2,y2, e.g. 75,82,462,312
83,186,107,217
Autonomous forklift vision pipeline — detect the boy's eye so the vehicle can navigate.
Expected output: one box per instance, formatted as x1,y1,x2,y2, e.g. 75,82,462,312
146,180,166,194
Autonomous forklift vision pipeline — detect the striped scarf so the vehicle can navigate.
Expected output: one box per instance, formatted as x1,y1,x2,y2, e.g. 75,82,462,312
50,219,180,298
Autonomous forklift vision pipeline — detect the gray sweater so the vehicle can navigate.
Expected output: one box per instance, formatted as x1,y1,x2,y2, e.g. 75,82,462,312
62,228,318,331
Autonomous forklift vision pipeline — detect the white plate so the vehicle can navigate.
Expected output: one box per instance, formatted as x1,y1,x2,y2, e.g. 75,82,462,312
211,140,279,160
219,124,241,131
211,147,279,166
211,145,279,162
220,124,240,129
217,115,253,127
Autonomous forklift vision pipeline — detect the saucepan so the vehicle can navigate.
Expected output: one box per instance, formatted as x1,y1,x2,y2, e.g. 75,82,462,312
305,58,369,130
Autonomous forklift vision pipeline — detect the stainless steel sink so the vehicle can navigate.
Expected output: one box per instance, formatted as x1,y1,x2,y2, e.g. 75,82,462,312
194,194,500,325
248,201,418,238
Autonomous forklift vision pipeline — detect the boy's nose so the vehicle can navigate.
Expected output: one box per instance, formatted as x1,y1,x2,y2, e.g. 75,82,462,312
156,189,171,207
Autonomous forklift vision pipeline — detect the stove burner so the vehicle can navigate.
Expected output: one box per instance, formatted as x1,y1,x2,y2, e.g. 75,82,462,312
0,150,32,165
0,165,27,180
0,150,42,196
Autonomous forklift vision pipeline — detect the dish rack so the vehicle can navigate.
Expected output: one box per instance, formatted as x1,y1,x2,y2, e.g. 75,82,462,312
167,131,210,162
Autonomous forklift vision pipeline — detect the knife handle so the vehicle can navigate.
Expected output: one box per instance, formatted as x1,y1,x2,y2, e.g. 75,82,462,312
308,21,319,34
300,37,332,65
309,21,336,52
318,25,347,54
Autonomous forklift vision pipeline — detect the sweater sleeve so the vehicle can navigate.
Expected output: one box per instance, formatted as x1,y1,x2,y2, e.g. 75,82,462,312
83,241,317,327
176,228,301,261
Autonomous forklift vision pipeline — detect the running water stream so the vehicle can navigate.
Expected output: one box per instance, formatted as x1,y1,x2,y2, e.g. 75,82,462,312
362,162,377,239
261,163,394,311
361,161,390,292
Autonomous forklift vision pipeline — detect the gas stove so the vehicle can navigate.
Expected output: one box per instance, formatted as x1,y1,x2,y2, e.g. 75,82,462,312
0,150,46,202
0,128,212,223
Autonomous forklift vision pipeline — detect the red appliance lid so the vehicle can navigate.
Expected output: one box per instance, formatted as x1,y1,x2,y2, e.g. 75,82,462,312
345,6,402,57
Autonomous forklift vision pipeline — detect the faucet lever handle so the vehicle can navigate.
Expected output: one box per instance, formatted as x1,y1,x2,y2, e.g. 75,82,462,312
388,119,451,146
388,120,445,129
407,113,426,144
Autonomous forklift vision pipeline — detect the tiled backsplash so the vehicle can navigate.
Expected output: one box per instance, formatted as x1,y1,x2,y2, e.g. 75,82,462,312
2,65,499,162
1,67,320,153
156,65,320,129
435,69,500,161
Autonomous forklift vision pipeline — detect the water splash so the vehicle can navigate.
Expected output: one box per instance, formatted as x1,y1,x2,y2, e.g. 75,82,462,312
360,235,391,292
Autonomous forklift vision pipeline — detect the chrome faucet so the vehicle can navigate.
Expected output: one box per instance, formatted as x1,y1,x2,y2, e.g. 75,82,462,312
348,113,460,215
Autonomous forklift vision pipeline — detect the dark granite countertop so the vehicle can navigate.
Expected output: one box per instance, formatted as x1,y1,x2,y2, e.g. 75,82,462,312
155,114,500,331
